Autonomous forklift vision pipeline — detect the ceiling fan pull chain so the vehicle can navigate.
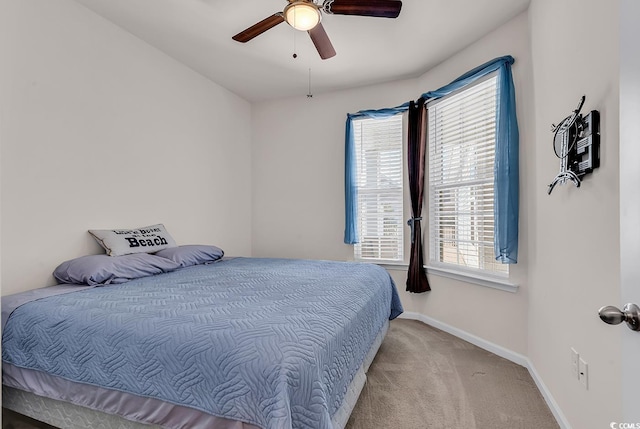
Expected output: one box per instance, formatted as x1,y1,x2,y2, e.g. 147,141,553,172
292,31,298,58
308,68,313,98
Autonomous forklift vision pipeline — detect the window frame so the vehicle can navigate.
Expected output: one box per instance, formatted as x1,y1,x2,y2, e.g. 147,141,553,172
351,113,409,265
425,72,513,285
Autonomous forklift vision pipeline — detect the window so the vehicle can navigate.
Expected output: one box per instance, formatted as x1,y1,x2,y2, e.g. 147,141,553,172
353,114,404,263
428,75,507,275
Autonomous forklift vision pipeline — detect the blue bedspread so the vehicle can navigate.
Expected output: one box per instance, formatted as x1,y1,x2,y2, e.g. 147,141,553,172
2,258,403,429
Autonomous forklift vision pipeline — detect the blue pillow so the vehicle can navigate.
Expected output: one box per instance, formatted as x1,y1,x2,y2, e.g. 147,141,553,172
53,253,180,286
154,245,224,268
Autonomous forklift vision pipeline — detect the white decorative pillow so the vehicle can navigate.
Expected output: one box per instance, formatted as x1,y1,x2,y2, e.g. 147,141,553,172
88,224,177,256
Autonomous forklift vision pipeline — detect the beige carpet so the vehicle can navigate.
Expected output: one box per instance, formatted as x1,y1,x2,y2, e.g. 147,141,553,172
3,319,559,429
345,319,559,429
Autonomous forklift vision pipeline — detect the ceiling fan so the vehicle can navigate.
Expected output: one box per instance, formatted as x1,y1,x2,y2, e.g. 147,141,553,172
232,0,403,60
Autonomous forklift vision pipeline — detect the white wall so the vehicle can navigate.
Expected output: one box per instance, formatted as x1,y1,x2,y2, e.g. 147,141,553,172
0,0,252,295
251,79,416,262
528,0,622,427
252,12,533,356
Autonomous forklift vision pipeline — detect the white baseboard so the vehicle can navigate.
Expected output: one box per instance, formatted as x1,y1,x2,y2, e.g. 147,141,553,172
525,357,571,429
398,312,571,429
398,312,528,365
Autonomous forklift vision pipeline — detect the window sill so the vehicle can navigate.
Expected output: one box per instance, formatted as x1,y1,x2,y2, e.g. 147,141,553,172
379,263,409,272
425,265,519,293
352,258,409,271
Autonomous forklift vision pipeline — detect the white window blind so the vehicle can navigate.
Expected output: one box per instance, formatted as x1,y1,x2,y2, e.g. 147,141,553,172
353,115,404,262
428,75,507,275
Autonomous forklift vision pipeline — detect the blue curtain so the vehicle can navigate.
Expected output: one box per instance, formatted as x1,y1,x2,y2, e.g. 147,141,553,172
344,104,409,244
345,55,519,264
421,55,519,263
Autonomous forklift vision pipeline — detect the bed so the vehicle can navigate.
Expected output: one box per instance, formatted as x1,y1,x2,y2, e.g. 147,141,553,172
2,257,403,429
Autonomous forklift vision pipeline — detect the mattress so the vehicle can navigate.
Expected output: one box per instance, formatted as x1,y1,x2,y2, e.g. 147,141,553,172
2,257,402,428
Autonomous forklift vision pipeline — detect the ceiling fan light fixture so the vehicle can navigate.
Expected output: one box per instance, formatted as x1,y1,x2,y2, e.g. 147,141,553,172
284,2,321,31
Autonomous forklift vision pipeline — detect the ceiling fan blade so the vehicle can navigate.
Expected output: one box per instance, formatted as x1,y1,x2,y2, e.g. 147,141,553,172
232,13,285,43
324,0,402,18
308,23,336,60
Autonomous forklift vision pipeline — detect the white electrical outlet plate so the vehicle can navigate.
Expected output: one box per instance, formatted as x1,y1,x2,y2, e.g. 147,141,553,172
571,348,580,379
579,357,588,389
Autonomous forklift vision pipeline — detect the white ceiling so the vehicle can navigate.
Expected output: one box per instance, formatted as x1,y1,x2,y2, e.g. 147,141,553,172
73,0,531,102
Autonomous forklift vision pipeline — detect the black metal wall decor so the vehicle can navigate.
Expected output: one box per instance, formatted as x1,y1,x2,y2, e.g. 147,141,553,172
548,95,600,195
